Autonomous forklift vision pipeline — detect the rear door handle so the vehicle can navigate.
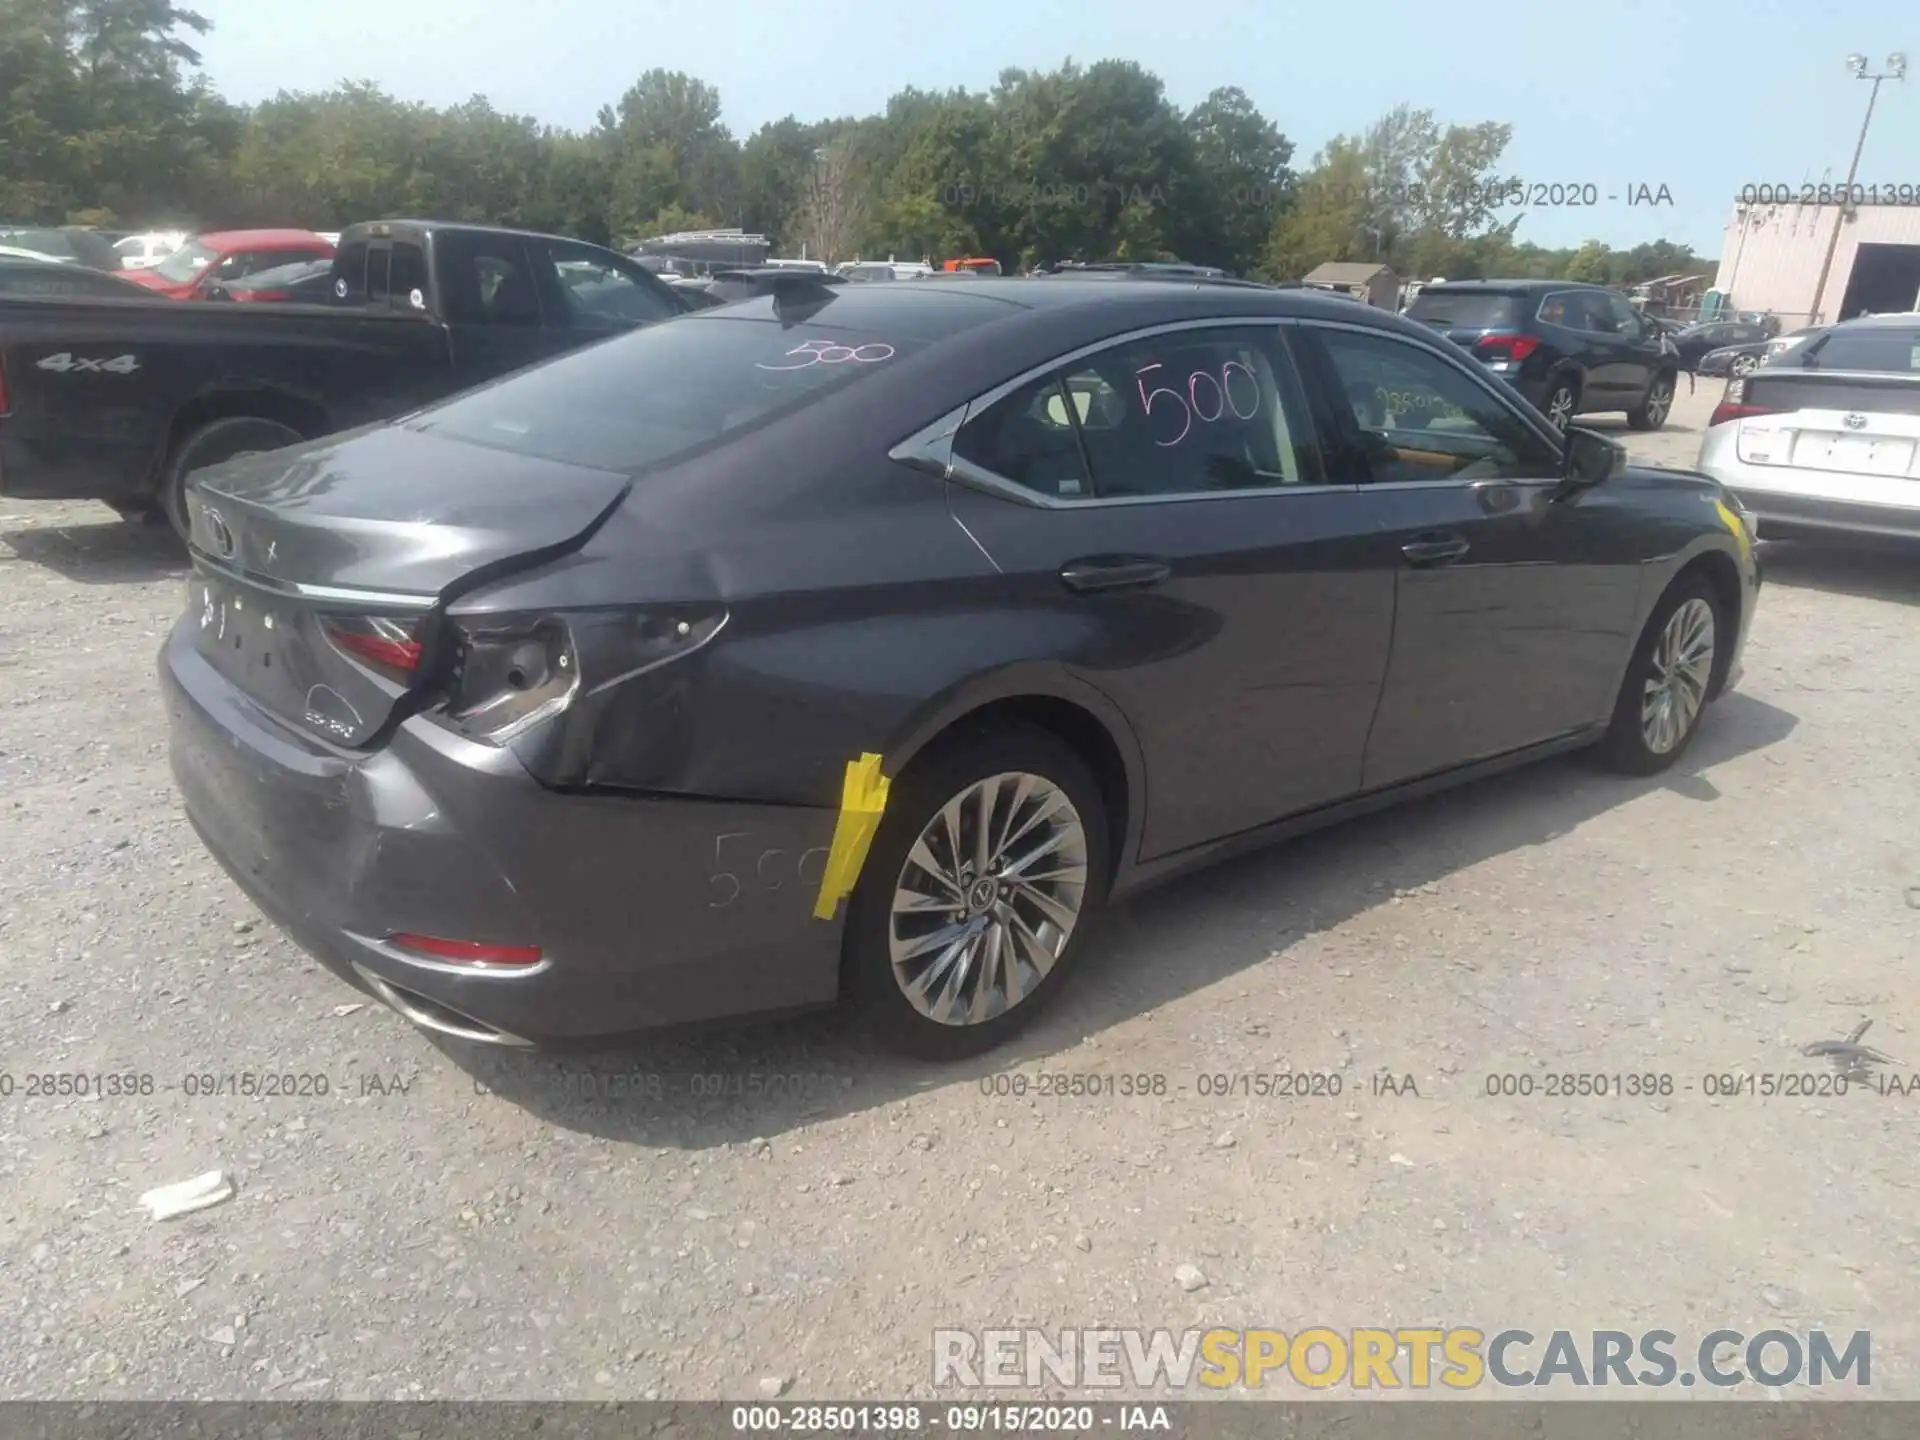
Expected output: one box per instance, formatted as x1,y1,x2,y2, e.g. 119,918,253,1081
1400,533,1471,566
1059,555,1171,594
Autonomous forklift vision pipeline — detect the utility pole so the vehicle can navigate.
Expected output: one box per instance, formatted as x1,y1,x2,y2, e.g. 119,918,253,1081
1809,52,1906,324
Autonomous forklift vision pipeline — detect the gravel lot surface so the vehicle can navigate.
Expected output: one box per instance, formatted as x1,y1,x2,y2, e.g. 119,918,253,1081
2,381,1917,1401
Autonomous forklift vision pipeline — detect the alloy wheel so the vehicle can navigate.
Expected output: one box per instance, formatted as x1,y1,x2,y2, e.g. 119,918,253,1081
888,771,1089,1027
1732,354,1758,376
1640,598,1716,755
1546,387,1575,429
1644,379,1673,425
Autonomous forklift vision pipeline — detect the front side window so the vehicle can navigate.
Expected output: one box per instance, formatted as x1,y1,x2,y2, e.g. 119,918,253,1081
1311,327,1559,483
955,327,1320,501
436,233,542,326
1607,295,1645,335
543,239,680,326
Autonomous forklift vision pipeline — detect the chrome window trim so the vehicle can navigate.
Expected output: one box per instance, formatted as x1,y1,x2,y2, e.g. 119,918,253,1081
937,315,1354,510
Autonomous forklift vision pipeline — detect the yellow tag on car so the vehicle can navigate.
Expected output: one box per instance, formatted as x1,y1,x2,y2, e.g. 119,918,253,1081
813,753,891,920
1714,499,1752,562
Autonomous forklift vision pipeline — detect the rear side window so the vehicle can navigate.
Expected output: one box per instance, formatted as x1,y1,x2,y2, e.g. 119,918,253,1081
953,375,1094,499
407,314,927,472
1801,327,1920,372
955,327,1321,499
542,238,680,327
330,241,368,301
1407,291,1521,329
366,242,430,307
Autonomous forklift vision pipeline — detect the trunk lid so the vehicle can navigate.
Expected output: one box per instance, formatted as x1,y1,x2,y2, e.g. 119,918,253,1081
1732,371,1920,480
183,425,630,746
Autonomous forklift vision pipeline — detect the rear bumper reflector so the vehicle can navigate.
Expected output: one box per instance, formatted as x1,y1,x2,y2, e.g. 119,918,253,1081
387,932,544,968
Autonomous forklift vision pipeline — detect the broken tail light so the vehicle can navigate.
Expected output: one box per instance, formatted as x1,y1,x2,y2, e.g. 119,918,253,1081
430,607,727,749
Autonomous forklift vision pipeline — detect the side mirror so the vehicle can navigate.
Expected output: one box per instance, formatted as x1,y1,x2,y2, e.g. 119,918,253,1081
1556,426,1626,496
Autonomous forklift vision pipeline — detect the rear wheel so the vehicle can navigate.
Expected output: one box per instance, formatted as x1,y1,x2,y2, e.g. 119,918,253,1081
157,416,304,542
1542,375,1579,430
846,724,1109,1060
1627,372,1676,431
1598,576,1721,775
1731,353,1760,377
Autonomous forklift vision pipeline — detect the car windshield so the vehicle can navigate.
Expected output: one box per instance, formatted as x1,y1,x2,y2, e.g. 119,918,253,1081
151,240,218,282
1406,291,1522,328
407,308,962,472
1800,326,1920,373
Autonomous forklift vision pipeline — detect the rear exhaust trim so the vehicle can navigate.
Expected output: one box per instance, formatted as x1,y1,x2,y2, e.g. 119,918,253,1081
350,962,534,1047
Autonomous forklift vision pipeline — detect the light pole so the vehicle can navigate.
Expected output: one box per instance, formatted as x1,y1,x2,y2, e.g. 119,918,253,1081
1808,51,1906,324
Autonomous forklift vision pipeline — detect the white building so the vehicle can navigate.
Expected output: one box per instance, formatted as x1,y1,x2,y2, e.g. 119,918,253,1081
1713,198,1920,326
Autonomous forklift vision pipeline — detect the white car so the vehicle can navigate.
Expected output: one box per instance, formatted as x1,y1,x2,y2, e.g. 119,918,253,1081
1696,313,1920,540
115,231,186,269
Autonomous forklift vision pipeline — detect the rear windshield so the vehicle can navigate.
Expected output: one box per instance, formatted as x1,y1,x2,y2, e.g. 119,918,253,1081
407,309,960,472
1797,327,1920,373
1407,291,1523,329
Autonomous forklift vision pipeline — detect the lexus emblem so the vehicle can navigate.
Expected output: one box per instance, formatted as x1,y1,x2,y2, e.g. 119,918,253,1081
1844,413,1868,430
205,508,235,558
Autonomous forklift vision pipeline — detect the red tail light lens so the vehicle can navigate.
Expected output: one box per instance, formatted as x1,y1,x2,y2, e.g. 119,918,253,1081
321,616,422,680
1473,334,1541,363
388,933,543,968
1708,377,1781,428
1709,402,1782,427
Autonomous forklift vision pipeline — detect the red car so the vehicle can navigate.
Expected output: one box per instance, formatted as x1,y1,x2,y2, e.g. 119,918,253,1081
123,229,336,300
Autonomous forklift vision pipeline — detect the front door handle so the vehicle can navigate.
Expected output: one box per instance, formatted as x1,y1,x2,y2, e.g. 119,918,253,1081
1059,555,1172,594
1400,533,1471,566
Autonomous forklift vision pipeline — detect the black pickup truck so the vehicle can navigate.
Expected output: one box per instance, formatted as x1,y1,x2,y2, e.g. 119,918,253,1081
0,220,689,535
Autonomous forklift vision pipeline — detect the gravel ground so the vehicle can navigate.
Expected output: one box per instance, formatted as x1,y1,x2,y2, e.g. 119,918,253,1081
2,380,1917,1402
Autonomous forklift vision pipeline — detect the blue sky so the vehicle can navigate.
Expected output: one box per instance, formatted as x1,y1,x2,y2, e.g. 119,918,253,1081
190,0,1916,258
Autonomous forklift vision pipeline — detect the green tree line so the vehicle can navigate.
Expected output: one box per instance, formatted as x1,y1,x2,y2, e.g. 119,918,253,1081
1,0,1712,284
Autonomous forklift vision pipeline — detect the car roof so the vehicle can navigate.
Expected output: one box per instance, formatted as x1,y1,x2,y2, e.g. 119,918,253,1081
343,220,619,251
684,275,1444,338
195,229,334,249
1829,312,1920,329
1417,279,1610,294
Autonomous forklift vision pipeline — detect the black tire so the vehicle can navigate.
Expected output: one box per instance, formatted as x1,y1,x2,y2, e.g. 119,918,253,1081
157,416,304,542
1541,374,1580,431
1627,371,1677,431
845,723,1110,1061
1597,574,1723,775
